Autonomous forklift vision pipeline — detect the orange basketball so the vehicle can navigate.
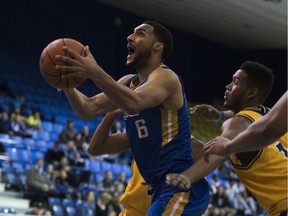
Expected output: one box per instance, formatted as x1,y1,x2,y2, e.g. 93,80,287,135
39,38,86,89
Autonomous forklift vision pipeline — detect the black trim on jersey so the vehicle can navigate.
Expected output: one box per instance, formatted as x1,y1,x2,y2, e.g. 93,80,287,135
125,74,138,88
230,149,263,170
242,105,269,116
237,114,254,123
231,105,270,170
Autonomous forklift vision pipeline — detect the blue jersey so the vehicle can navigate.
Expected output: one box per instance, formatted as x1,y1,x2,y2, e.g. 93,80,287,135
123,65,209,216
124,65,193,185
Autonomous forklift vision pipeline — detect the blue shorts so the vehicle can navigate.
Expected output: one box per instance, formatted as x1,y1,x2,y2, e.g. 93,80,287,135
147,178,210,216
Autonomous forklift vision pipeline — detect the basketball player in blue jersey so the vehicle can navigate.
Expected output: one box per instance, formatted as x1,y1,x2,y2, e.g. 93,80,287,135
166,61,287,216
87,108,206,216
56,21,209,215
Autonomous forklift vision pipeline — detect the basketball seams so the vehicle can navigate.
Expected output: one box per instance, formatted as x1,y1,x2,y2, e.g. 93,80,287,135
45,46,56,67
40,38,85,89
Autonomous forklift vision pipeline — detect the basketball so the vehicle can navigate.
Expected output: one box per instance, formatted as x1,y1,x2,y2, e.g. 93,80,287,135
39,38,86,89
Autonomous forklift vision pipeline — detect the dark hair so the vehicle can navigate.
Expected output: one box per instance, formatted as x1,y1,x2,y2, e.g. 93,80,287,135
143,20,174,62
240,61,274,103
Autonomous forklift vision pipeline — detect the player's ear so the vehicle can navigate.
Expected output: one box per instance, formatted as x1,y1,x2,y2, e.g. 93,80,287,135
154,42,164,50
248,87,258,98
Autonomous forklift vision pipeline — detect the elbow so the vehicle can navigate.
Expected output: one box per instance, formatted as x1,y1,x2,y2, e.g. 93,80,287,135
77,112,95,121
80,115,93,121
87,145,101,156
87,146,97,156
124,103,142,115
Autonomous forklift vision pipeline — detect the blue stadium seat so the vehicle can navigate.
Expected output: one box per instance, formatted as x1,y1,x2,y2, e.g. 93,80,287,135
52,123,64,134
12,162,25,174
52,204,64,216
111,163,123,176
6,147,19,161
34,131,50,141
41,121,53,132
48,197,62,206
22,137,35,147
55,115,67,124
122,164,132,178
88,173,96,185
19,174,27,185
17,149,30,163
5,172,17,185
0,133,9,139
101,161,112,172
35,140,48,149
9,135,22,143
1,162,13,173
88,160,102,173
65,206,77,216
49,131,59,142
95,173,103,183
62,198,75,208
31,150,45,162
74,199,83,209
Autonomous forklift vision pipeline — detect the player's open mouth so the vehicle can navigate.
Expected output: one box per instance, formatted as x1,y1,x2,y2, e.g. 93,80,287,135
127,45,135,57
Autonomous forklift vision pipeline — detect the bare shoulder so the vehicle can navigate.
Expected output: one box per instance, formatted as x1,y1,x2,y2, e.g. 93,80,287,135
149,67,181,86
221,116,252,139
223,115,252,129
117,74,136,85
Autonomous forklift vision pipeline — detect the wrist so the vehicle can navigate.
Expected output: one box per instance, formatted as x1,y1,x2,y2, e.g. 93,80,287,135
219,111,225,121
225,142,233,155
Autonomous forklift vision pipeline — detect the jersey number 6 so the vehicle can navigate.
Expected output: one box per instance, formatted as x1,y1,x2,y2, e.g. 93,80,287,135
135,119,149,139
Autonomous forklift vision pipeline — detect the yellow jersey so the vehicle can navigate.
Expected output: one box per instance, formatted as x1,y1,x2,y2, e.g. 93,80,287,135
230,106,287,216
119,160,152,216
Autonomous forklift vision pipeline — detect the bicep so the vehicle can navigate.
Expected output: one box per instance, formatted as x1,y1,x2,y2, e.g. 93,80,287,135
264,92,287,136
221,117,252,140
191,138,204,162
89,74,136,116
92,133,130,155
135,71,179,109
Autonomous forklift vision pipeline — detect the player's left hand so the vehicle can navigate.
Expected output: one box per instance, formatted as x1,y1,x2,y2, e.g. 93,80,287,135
166,173,191,190
203,136,230,160
189,104,220,121
55,45,104,79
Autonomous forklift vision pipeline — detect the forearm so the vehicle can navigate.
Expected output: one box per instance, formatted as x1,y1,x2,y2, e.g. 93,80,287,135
90,70,142,114
87,111,129,155
89,112,119,150
182,154,226,183
64,88,114,119
222,110,235,121
226,117,285,153
64,88,94,119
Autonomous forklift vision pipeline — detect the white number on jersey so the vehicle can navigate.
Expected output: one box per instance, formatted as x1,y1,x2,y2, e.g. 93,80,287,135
135,119,148,139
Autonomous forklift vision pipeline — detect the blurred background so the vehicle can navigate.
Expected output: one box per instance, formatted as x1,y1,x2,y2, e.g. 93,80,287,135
0,0,286,215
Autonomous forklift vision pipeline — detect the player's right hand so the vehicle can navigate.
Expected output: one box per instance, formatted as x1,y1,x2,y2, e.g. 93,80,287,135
189,104,220,121
203,136,230,159
166,173,191,190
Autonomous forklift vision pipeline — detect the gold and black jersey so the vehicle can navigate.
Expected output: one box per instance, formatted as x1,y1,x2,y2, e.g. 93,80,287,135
230,105,287,216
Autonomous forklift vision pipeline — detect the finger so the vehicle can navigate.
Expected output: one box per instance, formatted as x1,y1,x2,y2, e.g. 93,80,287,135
55,54,78,65
203,150,210,162
62,46,82,59
60,71,82,79
166,174,177,184
84,45,93,58
57,88,62,92
189,107,198,114
55,64,76,72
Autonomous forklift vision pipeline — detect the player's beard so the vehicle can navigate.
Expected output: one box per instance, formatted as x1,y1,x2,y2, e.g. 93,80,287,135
224,92,246,114
127,48,152,70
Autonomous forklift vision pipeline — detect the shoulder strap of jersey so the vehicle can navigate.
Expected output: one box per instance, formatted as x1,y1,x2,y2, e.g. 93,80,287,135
236,105,270,122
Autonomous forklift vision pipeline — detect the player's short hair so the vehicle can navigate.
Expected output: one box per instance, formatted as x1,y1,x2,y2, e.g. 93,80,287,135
240,61,274,103
143,20,174,62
